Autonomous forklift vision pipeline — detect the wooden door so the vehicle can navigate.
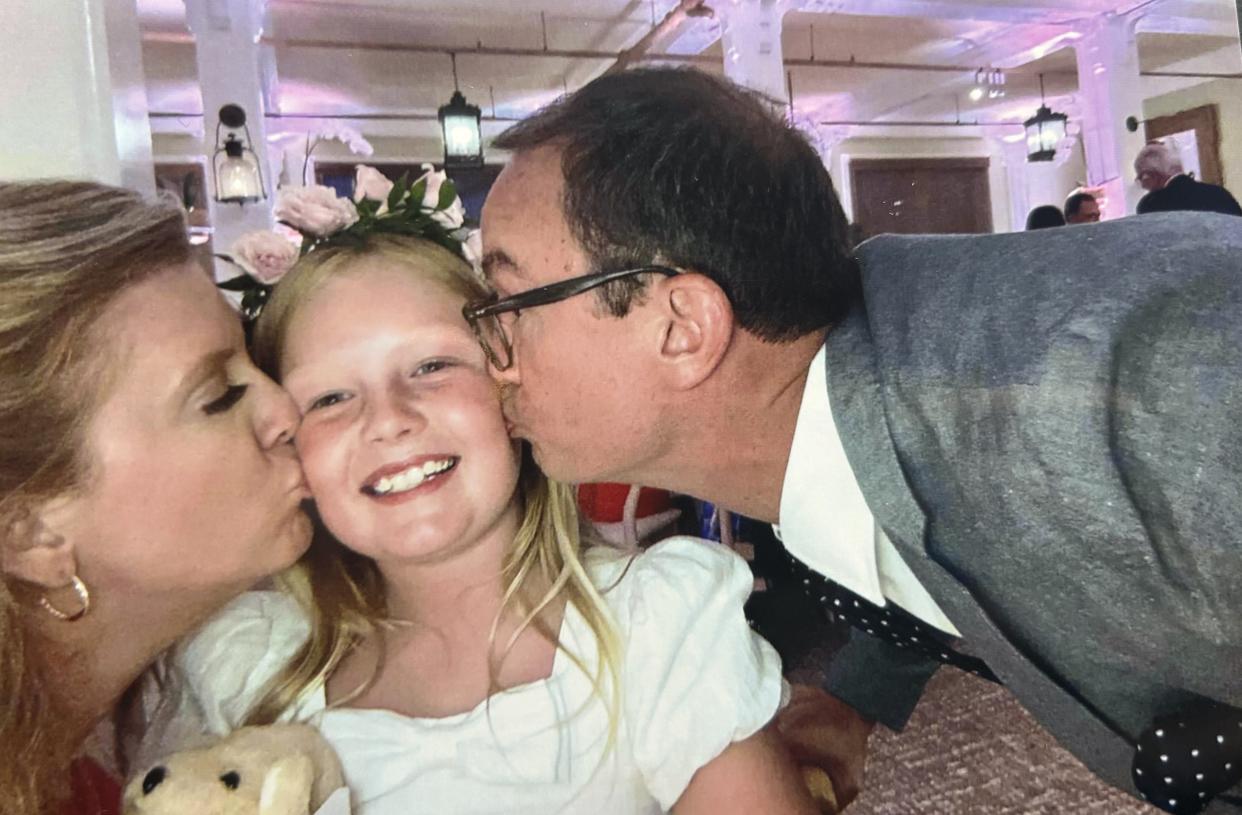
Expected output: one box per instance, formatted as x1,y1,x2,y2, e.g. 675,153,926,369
850,157,993,241
1145,103,1223,186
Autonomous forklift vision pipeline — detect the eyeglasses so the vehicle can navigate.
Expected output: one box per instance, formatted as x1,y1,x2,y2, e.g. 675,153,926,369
462,265,680,371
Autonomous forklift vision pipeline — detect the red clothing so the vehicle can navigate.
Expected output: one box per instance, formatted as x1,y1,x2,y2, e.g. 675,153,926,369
66,758,121,815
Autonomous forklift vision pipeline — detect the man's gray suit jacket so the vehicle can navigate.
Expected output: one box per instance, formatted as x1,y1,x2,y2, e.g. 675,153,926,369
821,212,1242,809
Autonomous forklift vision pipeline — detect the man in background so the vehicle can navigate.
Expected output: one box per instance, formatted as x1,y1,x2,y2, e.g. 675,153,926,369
1063,191,1101,224
1135,141,1242,216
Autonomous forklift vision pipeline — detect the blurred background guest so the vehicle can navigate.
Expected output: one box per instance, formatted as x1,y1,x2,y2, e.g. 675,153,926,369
1134,142,1242,216
1063,192,1101,225
1025,204,1066,230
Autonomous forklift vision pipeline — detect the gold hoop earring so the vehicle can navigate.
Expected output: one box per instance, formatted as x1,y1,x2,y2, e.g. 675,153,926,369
40,575,91,622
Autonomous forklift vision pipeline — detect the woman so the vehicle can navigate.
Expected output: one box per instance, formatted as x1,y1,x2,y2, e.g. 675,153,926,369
0,181,312,815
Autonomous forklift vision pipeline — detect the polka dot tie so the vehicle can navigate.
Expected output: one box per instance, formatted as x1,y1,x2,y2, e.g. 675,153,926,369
781,545,1000,684
1132,703,1242,814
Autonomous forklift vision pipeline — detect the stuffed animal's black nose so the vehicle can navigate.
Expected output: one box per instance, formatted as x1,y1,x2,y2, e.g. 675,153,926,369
142,766,167,795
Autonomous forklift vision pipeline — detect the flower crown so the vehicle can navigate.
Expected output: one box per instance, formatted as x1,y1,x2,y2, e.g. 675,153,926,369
218,164,482,321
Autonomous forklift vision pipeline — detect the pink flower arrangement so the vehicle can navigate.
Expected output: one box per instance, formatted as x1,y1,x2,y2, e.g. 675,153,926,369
354,165,394,212
416,163,466,230
228,230,300,284
274,185,359,236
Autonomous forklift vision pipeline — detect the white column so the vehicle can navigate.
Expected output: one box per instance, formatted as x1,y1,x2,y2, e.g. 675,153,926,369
0,0,154,194
999,138,1031,233
185,0,275,264
1072,14,1147,217
718,0,789,104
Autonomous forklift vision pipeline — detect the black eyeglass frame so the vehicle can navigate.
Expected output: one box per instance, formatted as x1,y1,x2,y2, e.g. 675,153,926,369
462,264,680,370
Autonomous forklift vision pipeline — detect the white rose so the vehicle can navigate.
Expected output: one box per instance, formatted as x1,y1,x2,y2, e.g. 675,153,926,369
274,185,359,237
229,230,299,284
460,229,484,278
432,196,466,230
353,165,393,212
417,163,465,230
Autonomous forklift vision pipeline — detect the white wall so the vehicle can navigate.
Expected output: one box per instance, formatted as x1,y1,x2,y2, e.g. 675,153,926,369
1023,139,1090,210
1,0,154,192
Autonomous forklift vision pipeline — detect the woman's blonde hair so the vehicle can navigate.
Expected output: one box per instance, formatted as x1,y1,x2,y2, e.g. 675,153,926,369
246,234,622,737
0,181,191,814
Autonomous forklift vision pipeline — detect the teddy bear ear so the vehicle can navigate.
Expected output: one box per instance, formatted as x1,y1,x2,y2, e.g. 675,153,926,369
257,754,315,815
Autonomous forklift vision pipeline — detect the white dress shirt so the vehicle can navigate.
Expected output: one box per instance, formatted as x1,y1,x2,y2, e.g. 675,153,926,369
775,345,960,636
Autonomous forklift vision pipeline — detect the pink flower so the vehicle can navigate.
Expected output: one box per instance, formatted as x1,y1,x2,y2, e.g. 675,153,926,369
354,165,394,212
275,185,359,237
229,230,300,284
416,164,466,229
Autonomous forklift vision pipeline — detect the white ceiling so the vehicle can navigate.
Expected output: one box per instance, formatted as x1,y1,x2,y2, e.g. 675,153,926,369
138,0,1242,146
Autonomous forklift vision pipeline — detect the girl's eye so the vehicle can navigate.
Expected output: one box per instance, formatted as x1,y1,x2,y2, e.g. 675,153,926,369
413,360,451,377
307,392,350,412
203,384,248,416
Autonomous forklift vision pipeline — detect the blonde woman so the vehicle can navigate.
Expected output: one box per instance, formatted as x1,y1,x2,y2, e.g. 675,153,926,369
147,232,815,814
0,181,310,815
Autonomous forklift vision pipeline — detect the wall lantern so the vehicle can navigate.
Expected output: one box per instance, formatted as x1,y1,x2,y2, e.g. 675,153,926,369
438,53,483,169
212,103,267,204
1024,74,1068,163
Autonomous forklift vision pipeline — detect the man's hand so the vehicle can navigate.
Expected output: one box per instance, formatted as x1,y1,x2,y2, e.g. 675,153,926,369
776,684,875,812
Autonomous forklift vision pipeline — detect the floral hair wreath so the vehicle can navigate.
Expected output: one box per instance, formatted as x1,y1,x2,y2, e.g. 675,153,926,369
217,164,483,322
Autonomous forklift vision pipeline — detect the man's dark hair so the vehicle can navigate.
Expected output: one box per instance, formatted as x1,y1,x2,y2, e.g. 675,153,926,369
1064,192,1096,218
1025,204,1067,230
493,67,860,342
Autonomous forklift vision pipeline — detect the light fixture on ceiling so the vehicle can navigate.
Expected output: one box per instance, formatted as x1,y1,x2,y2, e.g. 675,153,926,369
212,104,267,205
988,69,1006,99
438,53,483,169
969,68,1005,103
1024,74,1068,162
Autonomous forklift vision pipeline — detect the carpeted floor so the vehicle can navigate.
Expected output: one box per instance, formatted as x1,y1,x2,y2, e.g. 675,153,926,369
849,669,1159,814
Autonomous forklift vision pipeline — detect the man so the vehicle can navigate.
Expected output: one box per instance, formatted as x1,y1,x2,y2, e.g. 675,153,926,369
1063,191,1101,224
473,68,1242,814
1135,141,1242,216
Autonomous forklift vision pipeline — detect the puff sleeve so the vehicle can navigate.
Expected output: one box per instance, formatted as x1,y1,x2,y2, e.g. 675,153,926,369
170,591,314,733
615,537,785,810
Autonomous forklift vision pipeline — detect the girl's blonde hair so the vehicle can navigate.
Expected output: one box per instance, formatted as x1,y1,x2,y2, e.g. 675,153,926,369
247,234,621,735
0,181,191,814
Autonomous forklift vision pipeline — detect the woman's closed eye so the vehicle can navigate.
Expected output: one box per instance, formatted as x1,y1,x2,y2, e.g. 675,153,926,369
203,384,248,415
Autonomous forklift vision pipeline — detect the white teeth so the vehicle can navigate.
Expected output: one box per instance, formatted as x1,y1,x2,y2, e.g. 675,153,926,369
368,459,454,495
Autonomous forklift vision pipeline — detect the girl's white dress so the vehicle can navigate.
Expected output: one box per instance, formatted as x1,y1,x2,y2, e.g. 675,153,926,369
157,537,784,814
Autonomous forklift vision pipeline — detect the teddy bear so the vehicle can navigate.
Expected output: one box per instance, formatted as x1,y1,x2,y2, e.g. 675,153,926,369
122,724,347,815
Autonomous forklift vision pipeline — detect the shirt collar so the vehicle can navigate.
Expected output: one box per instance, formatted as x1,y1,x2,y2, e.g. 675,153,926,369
774,344,888,607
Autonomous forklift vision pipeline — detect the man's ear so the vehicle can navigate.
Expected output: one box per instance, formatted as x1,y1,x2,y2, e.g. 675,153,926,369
1,498,80,591
654,272,734,390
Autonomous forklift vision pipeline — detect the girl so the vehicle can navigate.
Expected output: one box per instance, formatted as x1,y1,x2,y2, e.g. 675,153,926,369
152,232,815,814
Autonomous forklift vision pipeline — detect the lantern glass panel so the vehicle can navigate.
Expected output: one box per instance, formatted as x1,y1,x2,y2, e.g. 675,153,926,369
216,154,263,202
1026,125,1042,154
1043,119,1065,152
442,112,480,159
